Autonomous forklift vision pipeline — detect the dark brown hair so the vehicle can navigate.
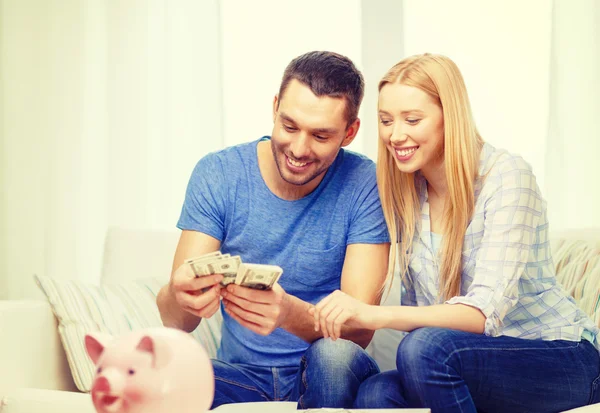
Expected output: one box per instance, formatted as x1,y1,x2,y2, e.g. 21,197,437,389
278,51,364,127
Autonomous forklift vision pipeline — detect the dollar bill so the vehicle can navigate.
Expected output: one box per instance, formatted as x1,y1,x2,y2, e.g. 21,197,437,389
185,251,283,290
234,263,283,290
185,252,230,266
190,255,241,286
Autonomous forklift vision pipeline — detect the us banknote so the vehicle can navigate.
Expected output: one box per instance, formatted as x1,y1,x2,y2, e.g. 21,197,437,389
186,251,283,290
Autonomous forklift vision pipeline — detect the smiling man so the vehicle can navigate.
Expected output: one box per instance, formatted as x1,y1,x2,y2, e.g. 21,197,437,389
157,51,390,409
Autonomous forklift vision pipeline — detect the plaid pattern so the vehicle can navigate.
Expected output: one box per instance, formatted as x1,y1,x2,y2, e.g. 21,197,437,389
402,143,599,349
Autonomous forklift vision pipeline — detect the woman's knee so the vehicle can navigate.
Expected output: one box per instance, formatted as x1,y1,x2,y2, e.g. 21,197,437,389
354,371,406,409
396,327,456,373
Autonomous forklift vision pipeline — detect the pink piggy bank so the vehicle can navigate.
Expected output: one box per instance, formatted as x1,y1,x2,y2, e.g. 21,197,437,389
85,327,214,413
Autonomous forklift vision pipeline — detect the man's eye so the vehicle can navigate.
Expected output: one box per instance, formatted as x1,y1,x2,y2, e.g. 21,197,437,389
379,119,392,126
283,125,297,132
314,135,327,141
406,118,420,125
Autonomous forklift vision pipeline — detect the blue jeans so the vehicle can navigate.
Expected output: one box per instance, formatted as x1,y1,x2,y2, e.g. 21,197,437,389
354,327,600,413
211,338,379,409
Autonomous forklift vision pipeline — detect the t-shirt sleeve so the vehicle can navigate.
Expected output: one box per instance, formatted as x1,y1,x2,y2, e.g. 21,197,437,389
347,163,390,245
176,153,226,241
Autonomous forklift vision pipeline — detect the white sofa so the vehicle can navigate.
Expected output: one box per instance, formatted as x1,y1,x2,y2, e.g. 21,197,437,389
1,227,599,413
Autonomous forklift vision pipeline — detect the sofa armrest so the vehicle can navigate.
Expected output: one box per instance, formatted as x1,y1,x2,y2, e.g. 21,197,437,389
0,300,77,392
0,388,93,413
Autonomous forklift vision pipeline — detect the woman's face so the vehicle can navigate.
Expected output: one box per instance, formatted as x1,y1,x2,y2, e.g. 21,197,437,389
378,83,445,175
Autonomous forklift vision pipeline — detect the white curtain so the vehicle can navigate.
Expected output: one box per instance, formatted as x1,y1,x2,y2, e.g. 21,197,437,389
1,0,222,299
545,0,600,231
1,0,398,299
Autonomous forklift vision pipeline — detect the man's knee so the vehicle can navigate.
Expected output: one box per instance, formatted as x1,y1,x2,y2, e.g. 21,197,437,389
297,339,379,409
304,338,367,368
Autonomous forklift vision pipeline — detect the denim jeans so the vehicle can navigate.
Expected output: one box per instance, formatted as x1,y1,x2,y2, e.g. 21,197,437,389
354,327,600,413
211,338,379,409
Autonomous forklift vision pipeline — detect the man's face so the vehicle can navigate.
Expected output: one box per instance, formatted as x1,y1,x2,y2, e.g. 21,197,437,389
271,79,359,187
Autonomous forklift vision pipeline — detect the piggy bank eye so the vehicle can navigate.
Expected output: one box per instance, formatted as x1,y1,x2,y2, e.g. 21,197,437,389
128,369,135,375
97,367,102,374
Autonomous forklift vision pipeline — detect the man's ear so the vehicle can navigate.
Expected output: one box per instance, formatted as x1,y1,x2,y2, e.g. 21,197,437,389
272,95,279,123
341,118,361,147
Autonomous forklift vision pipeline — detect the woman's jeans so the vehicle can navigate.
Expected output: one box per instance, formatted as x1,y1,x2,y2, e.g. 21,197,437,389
355,327,600,413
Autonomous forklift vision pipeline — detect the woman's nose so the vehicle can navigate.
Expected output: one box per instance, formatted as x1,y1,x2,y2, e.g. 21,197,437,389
390,126,408,145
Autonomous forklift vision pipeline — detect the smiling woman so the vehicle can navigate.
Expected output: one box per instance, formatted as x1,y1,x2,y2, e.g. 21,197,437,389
311,53,600,413
378,84,445,173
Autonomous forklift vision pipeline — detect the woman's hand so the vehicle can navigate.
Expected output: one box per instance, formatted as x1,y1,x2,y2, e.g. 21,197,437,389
308,290,377,340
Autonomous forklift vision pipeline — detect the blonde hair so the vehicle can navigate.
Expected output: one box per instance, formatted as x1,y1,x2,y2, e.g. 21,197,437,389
378,54,483,301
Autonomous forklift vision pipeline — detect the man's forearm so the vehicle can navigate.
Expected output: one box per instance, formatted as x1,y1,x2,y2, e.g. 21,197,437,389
157,285,201,333
281,294,375,348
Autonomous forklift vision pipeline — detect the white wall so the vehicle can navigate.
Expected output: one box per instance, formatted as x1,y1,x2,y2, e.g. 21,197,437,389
360,0,404,162
403,0,553,191
220,0,363,149
0,0,4,299
546,0,600,230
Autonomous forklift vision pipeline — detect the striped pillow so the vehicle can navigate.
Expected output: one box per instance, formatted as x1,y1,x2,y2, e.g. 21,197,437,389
34,274,222,392
551,238,600,327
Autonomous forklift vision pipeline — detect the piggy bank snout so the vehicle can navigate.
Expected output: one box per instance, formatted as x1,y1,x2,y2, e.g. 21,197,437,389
93,369,124,395
92,374,127,412
93,376,111,394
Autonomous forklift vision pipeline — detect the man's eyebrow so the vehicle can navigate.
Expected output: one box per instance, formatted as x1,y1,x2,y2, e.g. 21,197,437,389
280,112,338,135
311,127,338,135
279,113,296,124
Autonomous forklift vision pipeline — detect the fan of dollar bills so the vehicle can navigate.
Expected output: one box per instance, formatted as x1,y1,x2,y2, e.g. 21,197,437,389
184,251,283,290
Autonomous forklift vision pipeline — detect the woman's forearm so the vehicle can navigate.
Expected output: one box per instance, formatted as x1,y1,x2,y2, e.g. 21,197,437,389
372,303,486,334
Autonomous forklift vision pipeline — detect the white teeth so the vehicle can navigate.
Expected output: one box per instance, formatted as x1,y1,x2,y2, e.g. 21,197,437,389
396,147,417,157
288,157,308,167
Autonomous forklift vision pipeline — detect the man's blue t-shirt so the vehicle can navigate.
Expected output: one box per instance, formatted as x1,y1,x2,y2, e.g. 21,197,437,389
177,137,389,367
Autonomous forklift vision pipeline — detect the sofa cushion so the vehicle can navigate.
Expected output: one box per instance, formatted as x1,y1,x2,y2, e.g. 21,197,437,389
0,388,95,413
551,235,600,327
34,274,222,393
101,227,181,284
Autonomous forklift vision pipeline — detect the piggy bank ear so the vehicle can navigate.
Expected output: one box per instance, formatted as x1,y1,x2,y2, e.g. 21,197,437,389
85,333,111,365
136,335,172,369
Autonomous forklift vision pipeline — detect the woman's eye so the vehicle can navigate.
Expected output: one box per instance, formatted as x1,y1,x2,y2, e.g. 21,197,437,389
379,119,392,126
406,118,420,125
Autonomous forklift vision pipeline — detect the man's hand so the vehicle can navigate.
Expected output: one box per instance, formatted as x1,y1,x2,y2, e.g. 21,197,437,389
309,289,378,341
169,262,224,319
220,283,290,336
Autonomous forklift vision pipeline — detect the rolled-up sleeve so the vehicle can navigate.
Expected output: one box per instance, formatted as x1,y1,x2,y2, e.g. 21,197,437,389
446,156,544,336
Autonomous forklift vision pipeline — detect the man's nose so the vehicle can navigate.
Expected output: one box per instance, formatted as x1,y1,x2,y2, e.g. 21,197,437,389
289,133,311,159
